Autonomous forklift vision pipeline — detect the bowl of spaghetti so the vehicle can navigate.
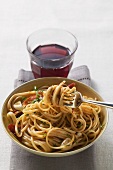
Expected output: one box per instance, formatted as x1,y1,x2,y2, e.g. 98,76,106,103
2,77,108,157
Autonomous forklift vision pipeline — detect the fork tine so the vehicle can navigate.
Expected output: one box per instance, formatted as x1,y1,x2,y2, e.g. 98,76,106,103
64,102,75,108
64,92,75,96
63,97,74,101
61,91,82,108
63,101,73,105
62,93,75,108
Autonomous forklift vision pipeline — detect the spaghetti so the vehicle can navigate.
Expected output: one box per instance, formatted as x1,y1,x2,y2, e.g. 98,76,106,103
7,81,102,153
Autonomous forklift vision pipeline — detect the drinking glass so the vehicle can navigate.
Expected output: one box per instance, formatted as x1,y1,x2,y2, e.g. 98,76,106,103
26,28,78,78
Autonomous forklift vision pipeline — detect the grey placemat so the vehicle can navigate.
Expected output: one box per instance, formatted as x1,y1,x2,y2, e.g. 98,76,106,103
10,65,93,170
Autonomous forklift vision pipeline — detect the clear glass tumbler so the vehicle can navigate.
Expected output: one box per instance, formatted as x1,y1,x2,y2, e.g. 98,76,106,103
26,28,78,78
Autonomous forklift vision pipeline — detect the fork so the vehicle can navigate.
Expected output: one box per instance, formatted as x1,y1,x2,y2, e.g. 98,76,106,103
63,91,113,109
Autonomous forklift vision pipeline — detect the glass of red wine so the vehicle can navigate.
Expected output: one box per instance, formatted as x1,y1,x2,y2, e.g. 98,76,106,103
26,28,78,78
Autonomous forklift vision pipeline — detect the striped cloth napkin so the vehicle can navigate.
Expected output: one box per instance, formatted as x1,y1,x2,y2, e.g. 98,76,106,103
10,65,92,170
14,65,91,88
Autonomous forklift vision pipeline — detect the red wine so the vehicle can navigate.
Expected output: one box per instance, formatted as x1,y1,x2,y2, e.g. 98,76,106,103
31,44,73,78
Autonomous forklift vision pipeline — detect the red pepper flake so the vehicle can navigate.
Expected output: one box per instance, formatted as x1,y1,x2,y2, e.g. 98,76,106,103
68,83,76,88
38,90,43,96
8,124,15,133
23,95,36,105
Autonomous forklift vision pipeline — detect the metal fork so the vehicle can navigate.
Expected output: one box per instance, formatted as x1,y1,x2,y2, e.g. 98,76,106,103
63,91,113,109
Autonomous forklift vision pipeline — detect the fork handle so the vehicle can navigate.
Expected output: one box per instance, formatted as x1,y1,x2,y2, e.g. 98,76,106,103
84,99,113,109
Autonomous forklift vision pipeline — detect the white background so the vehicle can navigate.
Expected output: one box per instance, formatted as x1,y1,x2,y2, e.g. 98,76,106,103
0,0,113,169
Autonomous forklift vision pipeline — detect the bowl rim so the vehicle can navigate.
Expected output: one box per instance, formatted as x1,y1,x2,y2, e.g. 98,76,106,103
1,77,109,157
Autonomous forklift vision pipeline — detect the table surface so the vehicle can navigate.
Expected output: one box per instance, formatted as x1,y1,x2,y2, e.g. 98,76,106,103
0,0,113,169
